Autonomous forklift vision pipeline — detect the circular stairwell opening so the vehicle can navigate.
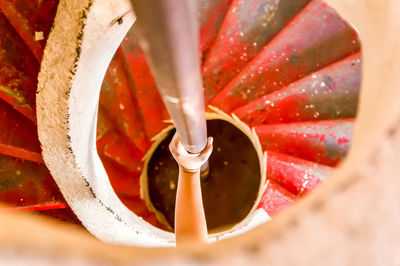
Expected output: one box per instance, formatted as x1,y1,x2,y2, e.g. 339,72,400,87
144,118,262,233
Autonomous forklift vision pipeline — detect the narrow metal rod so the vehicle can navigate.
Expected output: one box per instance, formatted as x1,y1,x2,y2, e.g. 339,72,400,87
129,0,207,154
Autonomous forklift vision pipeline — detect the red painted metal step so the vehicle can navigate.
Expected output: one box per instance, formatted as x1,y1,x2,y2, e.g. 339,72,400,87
258,179,296,216
100,50,150,154
210,0,360,112
267,151,333,196
0,154,64,208
202,0,310,102
99,157,160,227
120,28,170,139
35,208,82,225
234,52,361,125
255,119,354,166
0,99,42,163
96,106,144,174
0,0,58,61
99,156,141,198
9,201,66,212
117,194,164,229
199,0,232,53
0,11,38,122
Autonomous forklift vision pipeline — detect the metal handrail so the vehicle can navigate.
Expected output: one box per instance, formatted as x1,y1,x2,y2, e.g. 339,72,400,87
129,0,207,154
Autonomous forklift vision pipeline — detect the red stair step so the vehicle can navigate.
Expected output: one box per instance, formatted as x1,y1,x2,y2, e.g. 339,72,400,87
10,201,66,212
117,194,163,229
234,52,361,125
255,119,354,166
97,106,144,174
97,132,144,175
100,156,141,198
141,211,164,229
202,0,310,102
267,151,332,196
96,105,115,141
100,50,150,153
0,11,39,122
0,154,64,208
0,11,38,76
36,207,83,226
96,109,154,223
120,28,170,138
199,0,232,53
117,195,149,218
0,99,42,163
258,179,296,216
0,62,36,122
0,0,58,61
210,0,360,112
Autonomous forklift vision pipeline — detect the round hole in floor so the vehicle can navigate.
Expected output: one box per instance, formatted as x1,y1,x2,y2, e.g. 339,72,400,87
145,119,261,233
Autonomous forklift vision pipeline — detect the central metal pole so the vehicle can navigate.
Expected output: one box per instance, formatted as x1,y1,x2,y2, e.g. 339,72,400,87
129,0,207,155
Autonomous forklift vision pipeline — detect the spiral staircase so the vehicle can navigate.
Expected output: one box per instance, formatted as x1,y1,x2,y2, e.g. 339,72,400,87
0,0,360,233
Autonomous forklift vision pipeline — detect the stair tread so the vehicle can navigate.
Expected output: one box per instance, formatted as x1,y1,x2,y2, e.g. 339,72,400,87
100,50,150,154
0,0,58,61
202,0,310,102
210,0,360,113
234,52,361,125
199,0,232,53
0,99,42,163
0,12,39,122
97,107,144,174
120,28,170,139
255,119,354,166
0,154,64,208
258,179,296,216
267,151,333,196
